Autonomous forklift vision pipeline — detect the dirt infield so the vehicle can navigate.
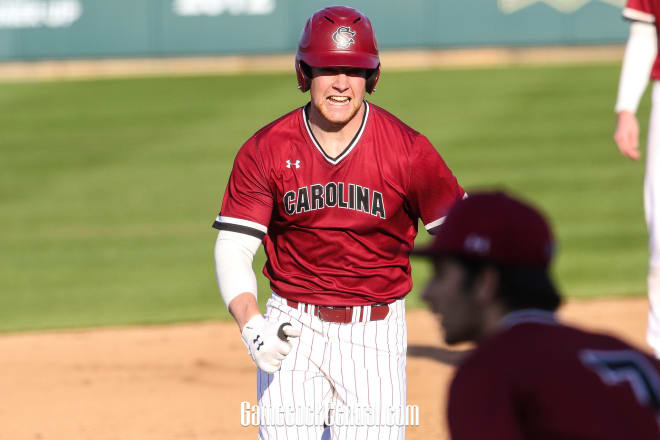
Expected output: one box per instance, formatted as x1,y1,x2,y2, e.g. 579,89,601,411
0,45,625,82
0,297,648,440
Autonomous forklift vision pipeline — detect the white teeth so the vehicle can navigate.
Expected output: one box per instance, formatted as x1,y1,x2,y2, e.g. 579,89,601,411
328,96,350,103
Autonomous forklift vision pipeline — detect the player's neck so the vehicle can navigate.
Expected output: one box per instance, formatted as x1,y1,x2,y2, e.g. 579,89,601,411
307,101,365,159
476,303,508,342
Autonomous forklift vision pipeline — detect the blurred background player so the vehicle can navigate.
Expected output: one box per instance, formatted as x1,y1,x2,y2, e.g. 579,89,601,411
416,191,660,440
614,0,660,356
212,5,464,439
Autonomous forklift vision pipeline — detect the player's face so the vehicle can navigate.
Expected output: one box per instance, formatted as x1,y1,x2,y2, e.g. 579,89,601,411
422,258,482,345
309,66,367,127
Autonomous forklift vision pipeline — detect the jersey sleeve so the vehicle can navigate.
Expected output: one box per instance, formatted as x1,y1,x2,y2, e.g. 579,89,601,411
407,134,465,234
212,138,273,240
448,364,525,440
623,0,655,23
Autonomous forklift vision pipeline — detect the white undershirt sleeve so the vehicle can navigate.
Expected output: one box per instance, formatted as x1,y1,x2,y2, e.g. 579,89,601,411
615,21,658,113
214,230,262,309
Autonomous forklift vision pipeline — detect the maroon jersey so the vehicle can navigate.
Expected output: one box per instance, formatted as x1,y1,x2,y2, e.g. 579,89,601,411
624,0,660,80
214,101,464,305
449,310,660,440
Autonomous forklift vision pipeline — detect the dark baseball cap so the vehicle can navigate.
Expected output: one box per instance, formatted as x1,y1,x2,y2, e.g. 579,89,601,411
413,191,555,268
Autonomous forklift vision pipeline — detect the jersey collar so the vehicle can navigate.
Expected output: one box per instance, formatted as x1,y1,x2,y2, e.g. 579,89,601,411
499,309,558,330
302,100,370,165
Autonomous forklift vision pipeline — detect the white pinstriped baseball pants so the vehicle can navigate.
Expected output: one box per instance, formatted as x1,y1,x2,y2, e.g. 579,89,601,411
257,293,407,440
645,81,660,357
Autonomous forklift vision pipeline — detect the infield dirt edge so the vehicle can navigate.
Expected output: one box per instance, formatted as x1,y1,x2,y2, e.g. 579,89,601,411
0,44,625,83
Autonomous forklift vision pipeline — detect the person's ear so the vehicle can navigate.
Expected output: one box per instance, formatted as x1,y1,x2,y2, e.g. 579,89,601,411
473,266,499,306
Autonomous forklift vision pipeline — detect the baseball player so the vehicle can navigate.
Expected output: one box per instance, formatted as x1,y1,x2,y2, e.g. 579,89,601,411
614,0,660,356
212,6,464,439
415,191,660,440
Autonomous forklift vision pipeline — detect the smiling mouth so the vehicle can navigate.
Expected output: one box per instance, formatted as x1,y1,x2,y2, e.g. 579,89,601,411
327,96,351,105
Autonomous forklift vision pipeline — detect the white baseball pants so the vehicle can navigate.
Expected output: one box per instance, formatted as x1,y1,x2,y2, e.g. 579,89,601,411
257,293,407,440
645,81,660,356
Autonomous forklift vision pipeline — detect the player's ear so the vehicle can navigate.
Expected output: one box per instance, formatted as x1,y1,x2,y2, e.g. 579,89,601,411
301,61,313,78
366,66,380,94
472,266,500,306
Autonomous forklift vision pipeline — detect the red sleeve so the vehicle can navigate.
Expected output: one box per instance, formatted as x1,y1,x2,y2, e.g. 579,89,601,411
407,134,464,233
212,137,273,240
623,0,655,23
448,365,525,440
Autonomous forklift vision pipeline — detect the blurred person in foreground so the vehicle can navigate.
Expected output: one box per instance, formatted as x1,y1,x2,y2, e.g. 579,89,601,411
415,191,660,440
614,0,660,357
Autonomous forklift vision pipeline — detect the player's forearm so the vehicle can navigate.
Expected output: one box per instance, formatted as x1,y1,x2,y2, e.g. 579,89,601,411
615,21,657,113
214,230,262,331
228,292,261,331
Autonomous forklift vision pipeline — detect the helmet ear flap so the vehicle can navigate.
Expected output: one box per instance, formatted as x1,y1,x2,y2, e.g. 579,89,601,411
366,65,380,94
296,60,312,92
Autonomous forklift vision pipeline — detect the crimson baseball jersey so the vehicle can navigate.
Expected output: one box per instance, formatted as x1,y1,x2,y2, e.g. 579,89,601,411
449,310,660,440
624,0,660,80
213,101,464,305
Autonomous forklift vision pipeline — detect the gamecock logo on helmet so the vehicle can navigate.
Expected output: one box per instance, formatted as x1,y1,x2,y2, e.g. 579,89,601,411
332,26,356,49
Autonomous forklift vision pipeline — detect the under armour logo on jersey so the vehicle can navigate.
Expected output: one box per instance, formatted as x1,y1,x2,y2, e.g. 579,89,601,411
286,160,301,169
332,26,356,49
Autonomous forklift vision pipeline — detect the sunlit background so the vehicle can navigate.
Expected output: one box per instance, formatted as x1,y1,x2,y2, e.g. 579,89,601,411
0,0,648,331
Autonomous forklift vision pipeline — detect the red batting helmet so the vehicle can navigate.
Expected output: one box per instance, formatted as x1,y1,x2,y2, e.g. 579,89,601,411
295,6,381,94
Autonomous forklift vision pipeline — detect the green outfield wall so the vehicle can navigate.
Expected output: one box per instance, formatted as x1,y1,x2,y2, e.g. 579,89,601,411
0,0,630,61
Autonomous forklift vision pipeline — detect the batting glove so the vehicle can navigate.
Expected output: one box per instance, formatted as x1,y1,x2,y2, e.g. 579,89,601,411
241,315,301,374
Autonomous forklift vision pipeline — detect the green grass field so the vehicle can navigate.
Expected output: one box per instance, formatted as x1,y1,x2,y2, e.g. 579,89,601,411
0,63,651,332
